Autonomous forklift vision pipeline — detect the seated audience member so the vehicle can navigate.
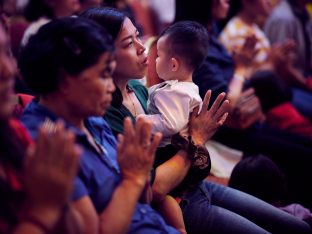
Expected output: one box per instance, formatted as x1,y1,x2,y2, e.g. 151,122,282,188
0,20,82,234
83,7,312,234
175,0,312,210
229,155,312,225
137,20,228,233
264,0,312,76
220,0,312,120
19,16,180,234
21,0,80,46
246,70,312,139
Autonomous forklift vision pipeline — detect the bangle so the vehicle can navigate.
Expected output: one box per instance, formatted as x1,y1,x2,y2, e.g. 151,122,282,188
20,215,51,233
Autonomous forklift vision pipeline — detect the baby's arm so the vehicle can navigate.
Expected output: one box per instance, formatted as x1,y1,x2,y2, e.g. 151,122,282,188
153,195,187,234
139,87,194,137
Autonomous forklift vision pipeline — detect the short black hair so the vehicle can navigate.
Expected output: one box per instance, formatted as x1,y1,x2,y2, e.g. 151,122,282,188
18,17,114,95
229,154,287,205
160,20,209,71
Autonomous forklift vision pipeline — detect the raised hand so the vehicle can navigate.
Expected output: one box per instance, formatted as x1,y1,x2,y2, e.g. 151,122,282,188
117,117,162,187
189,90,230,145
232,34,258,68
24,120,81,209
227,88,265,129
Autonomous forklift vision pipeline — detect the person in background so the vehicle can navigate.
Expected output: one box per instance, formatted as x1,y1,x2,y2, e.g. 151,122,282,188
138,20,228,233
19,16,181,234
265,0,312,76
175,0,312,210
21,0,80,46
83,7,312,234
0,19,82,234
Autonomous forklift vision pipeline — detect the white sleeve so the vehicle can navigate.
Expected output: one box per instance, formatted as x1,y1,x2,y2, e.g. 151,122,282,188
141,88,192,137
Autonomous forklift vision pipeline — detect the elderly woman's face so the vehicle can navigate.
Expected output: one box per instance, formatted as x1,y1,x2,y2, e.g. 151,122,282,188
63,52,116,118
0,26,16,120
113,17,148,80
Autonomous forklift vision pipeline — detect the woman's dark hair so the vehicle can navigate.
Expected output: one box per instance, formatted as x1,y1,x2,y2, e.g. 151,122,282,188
160,21,209,71
80,7,126,41
81,7,129,107
23,0,54,21
244,70,292,113
229,154,287,206
18,17,114,95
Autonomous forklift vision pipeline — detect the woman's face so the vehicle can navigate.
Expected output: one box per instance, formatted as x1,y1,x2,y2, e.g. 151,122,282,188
245,0,271,17
212,0,230,20
0,26,16,120
63,52,116,118
79,0,102,12
113,17,148,80
46,0,80,17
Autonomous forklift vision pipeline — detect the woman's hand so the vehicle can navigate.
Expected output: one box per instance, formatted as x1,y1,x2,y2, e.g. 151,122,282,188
117,117,162,188
23,121,81,229
189,90,230,145
226,88,265,129
232,34,258,68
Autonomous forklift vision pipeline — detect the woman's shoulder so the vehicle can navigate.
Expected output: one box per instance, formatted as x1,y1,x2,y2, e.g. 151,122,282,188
9,119,33,147
128,80,148,95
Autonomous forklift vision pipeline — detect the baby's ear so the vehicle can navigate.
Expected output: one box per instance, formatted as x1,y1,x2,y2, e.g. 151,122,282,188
171,57,180,72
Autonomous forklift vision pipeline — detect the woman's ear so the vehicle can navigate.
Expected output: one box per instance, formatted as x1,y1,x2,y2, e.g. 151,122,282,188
58,73,72,95
171,57,180,72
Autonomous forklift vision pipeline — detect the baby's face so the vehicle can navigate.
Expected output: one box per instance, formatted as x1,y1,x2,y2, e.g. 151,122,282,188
155,35,174,81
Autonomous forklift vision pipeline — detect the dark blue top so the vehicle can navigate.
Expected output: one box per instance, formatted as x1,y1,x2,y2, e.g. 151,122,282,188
21,101,178,234
193,34,235,102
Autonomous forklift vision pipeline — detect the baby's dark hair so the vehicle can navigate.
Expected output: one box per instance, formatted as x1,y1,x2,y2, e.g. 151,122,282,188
160,20,209,71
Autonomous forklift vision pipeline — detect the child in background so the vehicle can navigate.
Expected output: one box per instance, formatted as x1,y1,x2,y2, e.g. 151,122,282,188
139,21,228,234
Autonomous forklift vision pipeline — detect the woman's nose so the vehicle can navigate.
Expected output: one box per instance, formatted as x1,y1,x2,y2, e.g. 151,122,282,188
135,40,146,55
108,79,116,93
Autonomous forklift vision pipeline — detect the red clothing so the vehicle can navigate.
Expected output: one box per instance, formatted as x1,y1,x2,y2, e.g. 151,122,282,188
13,94,35,119
307,78,312,91
266,102,312,138
0,120,32,233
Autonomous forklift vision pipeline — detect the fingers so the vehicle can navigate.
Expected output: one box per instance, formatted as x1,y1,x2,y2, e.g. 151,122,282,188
190,106,200,123
214,99,230,120
240,88,255,97
208,92,226,115
123,117,135,143
34,120,81,177
201,90,212,114
217,112,229,126
148,132,162,157
138,117,153,146
244,34,257,50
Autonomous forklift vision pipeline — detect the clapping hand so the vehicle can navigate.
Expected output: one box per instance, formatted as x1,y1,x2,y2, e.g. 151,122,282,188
117,117,162,187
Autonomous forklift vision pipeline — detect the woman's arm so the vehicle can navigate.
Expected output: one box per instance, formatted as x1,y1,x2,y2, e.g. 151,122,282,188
14,122,82,234
153,91,230,200
74,118,162,234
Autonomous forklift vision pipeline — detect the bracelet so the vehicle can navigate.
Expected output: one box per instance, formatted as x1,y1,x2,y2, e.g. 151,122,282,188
19,215,51,233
